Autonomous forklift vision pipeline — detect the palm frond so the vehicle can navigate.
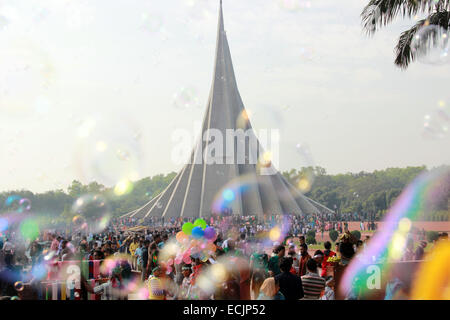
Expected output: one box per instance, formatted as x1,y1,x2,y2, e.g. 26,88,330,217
394,10,450,68
361,0,450,35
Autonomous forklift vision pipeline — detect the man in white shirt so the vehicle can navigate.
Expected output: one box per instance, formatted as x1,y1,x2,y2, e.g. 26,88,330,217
2,238,14,254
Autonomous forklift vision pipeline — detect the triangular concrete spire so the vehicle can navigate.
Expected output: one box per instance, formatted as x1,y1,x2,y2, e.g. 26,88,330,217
122,2,333,220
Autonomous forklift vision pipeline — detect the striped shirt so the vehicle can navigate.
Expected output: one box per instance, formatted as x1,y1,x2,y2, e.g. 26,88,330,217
301,272,326,299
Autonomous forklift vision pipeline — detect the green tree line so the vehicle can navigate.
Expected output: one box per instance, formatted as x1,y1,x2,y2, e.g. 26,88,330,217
0,166,448,224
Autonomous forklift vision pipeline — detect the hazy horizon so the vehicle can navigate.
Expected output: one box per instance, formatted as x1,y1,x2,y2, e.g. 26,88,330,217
1,0,449,194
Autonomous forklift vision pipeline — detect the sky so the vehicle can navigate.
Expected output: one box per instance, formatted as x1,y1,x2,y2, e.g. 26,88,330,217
0,0,449,193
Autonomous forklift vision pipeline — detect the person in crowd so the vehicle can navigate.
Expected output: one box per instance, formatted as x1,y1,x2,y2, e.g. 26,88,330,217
321,276,335,300
214,267,241,300
257,277,284,300
298,243,311,276
356,240,364,253
0,254,22,297
274,257,304,300
178,265,192,299
312,250,324,276
301,259,326,300
141,240,150,282
321,241,336,278
129,237,139,269
287,244,299,274
268,245,285,277
338,232,356,265
250,270,265,300
402,238,415,261
148,267,166,300
414,241,427,260
134,240,144,272
249,243,268,275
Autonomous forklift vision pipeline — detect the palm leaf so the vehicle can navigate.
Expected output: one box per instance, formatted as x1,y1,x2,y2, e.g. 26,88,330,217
361,0,450,35
394,10,450,68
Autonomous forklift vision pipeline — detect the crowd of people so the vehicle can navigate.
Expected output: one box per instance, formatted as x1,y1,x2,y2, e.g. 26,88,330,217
0,213,448,300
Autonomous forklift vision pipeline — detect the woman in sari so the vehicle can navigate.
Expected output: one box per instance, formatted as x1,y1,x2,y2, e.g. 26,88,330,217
257,277,285,300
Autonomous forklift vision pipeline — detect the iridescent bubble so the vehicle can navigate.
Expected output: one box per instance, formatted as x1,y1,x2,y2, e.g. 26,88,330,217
0,15,9,30
72,215,86,230
185,0,216,22
10,296,20,300
141,13,163,33
423,103,449,139
172,87,200,110
116,148,131,161
19,198,31,212
31,263,47,280
339,167,450,299
5,195,21,208
299,47,316,62
19,219,40,240
293,143,315,193
269,226,281,241
65,2,95,30
411,25,450,65
277,0,312,12
236,109,253,130
248,104,284,132
0,41,54,115
411,241,450,300
71,194,110,233
211,174,273,214
0,218,8,232
74,115,144,186
14,281,24,292
114,179,134,196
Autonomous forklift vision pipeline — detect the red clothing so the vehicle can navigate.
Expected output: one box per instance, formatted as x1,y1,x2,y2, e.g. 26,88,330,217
298,254,311,276
50,239,59,251
321,250,336,277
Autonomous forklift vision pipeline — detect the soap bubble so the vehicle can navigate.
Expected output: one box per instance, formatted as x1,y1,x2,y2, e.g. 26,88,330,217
293,143,315,193
19,219,40,240
423,101,449,139
18,198,31,212
74,115,144,186
72,194,110,233
411,25,450,65
173,87,200,110
141,13,163,33
14,281,24,292
339,167,450,299
277,0,312,12
0,218,8,232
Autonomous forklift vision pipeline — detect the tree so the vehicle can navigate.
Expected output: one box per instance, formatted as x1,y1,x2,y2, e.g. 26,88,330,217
351,230,362,241
329,230,339,242
426,230,440,242
361,0,450,69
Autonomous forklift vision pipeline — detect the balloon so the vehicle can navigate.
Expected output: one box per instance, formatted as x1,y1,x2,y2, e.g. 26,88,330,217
176,231,188,243
175,255,182,265
194,218,207,230
192,226,204,239
204,227,216,240
182,222,194,235
183,255,192,264
206,242,216,252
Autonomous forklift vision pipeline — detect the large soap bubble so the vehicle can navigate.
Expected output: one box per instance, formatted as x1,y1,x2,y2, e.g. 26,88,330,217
339,166,450,299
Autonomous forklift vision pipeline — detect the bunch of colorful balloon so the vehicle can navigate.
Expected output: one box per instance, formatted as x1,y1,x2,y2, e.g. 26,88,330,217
171,219,217,266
